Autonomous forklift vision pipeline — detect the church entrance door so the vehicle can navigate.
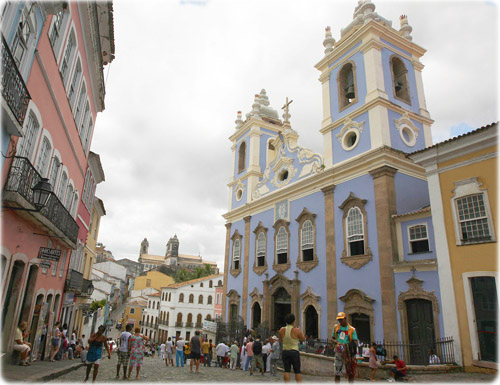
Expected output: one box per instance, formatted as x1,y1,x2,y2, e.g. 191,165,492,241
252,303,261,328
273,288,291,331
304,305,318,339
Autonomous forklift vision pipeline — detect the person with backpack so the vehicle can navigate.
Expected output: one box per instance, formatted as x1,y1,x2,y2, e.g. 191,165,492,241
332,312,358,383
250,335,264,376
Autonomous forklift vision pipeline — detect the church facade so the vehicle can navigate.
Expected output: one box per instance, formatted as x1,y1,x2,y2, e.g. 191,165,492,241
222,1,451,362
138,235,219,273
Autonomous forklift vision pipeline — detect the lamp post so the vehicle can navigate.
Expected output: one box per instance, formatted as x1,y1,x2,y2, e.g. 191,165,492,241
2,177,52,212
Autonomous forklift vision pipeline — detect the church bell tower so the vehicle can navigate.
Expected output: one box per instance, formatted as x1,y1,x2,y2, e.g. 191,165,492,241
315,0,433,167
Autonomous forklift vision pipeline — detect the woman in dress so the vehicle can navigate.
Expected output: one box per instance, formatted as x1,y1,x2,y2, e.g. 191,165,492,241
84,325,111,382
128,327,149,380
49,321,61,362
369,342,378,381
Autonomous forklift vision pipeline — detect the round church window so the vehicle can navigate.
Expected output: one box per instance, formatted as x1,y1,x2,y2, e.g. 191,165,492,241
341,128,360,151
399,124,416,147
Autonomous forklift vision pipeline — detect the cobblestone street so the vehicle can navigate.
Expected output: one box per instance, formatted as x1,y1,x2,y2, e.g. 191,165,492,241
47,354,496,383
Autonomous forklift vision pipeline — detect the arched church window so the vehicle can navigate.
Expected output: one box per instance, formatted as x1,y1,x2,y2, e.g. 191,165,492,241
267,140,276,167
338,62,358,111
276,227,288,264
391,56,411,104
347,207,364,256
301,220,314,261
238,141,246,173
257,232,266,266
232,239,241,270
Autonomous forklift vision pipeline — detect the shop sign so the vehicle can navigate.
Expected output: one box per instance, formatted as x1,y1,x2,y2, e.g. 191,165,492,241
38,247,61,261
40,261,51,269
62,292,74,306
202,320,217,333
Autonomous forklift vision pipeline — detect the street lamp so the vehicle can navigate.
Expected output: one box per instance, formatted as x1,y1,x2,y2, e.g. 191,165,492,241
87,282,94,296
2,177,52,212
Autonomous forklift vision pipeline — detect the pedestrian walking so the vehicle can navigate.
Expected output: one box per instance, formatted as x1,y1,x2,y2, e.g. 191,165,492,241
70,330,77,358
202,338,211,367
184,339,191,365
160,341,166,360
279,313,306,383
216,341,227,368
240,341,247,370
190,330,202,373
369,342,378,381
229,341,239,370
245,338,253,371
175,336,185,367
250,335,264,376
84,325,112,383
166,337,174,366
49,321,61,362
331,312,358,383
116,324,133,380
262,338,271,372
270,336,280,376
127,327,149,380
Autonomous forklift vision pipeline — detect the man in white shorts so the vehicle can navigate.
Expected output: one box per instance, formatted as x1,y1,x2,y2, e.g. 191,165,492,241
166,337,174,366
13,321,31,366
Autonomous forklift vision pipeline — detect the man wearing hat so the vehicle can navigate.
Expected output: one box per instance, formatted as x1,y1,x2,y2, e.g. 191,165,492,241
269,335,280,376
332,312,358,383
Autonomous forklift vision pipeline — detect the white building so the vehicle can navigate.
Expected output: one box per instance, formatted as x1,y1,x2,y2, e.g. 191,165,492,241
141,274,223,343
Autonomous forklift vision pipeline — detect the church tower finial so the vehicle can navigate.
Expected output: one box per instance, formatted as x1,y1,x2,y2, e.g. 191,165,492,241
235,111,243,129
399,14,413,40
323,26,335,55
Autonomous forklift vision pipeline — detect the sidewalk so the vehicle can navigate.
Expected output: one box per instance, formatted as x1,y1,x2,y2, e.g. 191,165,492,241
1,358,84,382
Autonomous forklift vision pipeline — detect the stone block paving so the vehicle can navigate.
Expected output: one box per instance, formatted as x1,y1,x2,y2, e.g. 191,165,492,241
48,355,496,383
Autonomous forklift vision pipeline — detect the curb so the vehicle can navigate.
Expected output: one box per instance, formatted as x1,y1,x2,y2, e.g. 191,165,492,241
25,362,85,382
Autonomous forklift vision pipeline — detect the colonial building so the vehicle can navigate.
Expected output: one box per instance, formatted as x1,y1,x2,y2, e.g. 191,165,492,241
141,274,223,343
410,123,498,372
1,1,114,359
222,0,450,365
138,235,219,273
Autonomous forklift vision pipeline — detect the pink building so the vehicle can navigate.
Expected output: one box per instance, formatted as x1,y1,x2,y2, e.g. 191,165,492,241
1,1,114,358
214,281,223,321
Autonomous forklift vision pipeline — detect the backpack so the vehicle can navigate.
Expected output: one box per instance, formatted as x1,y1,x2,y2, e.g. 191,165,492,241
252,340,262,355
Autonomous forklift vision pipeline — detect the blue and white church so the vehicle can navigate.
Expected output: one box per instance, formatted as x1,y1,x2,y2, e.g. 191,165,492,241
222,0,443,352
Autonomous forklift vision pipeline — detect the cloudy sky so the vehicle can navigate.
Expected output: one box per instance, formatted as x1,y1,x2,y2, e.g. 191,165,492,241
91,0,498,267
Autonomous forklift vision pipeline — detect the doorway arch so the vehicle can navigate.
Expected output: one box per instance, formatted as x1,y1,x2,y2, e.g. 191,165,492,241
272,287,291,330
304,305,318,339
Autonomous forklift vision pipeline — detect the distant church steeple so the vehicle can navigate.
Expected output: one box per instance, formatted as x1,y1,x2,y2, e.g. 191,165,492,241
140,238,149,255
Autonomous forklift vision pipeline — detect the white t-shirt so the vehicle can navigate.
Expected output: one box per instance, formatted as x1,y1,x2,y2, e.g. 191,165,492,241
166,341,173,353
216,343,227,357
176,340,184,351
160,343,165,352
119,331,132,352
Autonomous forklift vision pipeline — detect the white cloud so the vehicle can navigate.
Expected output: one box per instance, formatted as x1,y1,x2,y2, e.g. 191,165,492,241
91,0,498,269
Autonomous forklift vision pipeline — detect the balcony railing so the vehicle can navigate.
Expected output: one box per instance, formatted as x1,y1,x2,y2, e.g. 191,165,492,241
185,322,193,328
1,35,30,127
195,322,203,328
3,157,79,245
175,322,183,327
65,269,83,292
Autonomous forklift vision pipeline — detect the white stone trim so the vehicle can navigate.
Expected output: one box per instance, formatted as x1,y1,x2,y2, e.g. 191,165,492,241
427,171,462,366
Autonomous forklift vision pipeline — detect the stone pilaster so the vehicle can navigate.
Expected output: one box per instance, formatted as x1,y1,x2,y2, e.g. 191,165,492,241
369,165,399,342
262,273,270,324
222,223,232,322
322,185,337,335
292,270,301,324
242,216,251,324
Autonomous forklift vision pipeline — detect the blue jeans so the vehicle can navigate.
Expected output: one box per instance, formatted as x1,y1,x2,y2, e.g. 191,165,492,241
176,350,184,367
245,356,253,371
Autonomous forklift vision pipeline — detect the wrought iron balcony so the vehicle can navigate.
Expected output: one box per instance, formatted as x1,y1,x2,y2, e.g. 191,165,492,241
65,269,83,292
185,322,193,328
3,157,79,246
175,321,183,327
195,322,203,328
1,35,31,132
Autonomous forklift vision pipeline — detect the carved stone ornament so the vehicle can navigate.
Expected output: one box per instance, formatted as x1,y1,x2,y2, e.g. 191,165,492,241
272,262,291,274
271,157,297,188
227,289,241,306
249,287,263,308
335,117,365,143
296,260,318,273
230,267,242,278
269,273,293,297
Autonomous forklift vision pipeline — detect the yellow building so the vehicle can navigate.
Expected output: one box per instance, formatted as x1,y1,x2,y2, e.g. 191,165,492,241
74,197,106,338
411,123,497,372
133,269,175,291
123,297,147,331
